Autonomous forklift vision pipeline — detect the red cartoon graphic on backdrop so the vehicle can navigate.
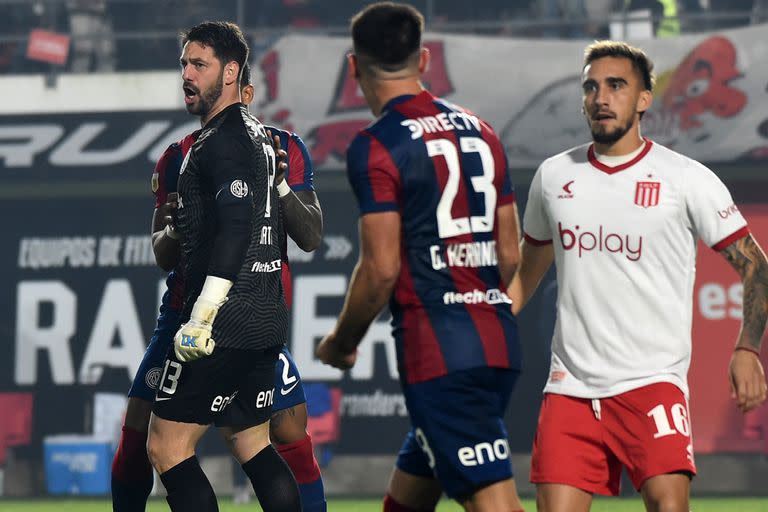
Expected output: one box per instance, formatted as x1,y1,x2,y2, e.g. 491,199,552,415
661,36,746,131
328,41,454,115
255,41,454,167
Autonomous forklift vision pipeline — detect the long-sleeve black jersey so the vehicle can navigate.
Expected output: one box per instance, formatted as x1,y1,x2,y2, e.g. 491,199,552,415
176,102,287,351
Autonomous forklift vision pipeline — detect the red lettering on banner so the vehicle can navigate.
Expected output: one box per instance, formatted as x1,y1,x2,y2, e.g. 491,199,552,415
328,41,455,114
421,42,453,98
328,55,368,114
26,29,70,66
309,120,370,166
259,50,279,102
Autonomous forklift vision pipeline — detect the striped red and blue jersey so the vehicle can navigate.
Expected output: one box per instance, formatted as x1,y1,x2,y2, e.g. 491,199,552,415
346,90,520,384
151,131,198,313
151,126,313,311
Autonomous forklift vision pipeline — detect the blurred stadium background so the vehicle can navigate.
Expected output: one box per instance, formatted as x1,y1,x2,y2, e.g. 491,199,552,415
1,0,768,509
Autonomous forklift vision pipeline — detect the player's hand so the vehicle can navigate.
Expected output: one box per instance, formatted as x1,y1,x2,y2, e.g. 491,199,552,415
316,332,357,370
267,130,288,187
728,348,767,413
161,192,179,226
173,281,229,362
173,319,215,362
160,192,181,240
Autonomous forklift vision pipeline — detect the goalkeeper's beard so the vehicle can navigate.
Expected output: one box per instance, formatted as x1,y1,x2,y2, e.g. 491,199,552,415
187,73,224,117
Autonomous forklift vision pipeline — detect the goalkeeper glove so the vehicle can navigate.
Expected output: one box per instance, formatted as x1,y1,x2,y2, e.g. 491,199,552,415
174,276,232,362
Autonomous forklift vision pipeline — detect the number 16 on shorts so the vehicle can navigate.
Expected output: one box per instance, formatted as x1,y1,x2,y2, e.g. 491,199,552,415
647,402,690,439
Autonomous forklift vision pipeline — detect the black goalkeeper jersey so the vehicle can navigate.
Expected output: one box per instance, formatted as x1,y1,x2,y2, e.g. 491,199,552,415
176,103,287,351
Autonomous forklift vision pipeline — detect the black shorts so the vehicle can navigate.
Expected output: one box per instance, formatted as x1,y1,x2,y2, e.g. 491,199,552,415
153,345,281,428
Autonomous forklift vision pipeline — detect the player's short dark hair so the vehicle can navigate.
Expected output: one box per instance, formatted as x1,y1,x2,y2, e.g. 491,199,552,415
350,2,424,73
182,21,249,75
583,41,655,92
240,62,251,88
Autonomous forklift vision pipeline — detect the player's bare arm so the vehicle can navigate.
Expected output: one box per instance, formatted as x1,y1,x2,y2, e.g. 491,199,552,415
721,234,768,352
151,191,181,271
281,190,323,251
507,240,554,316
268,131,323,251
317,211,401,369
720,234,768,412
496,203,522,286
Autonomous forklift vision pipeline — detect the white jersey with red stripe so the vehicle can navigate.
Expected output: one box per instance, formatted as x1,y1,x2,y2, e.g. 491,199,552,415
524,139,748,398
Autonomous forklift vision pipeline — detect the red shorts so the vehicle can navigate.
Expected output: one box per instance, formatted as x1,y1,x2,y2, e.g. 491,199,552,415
530,382,696,496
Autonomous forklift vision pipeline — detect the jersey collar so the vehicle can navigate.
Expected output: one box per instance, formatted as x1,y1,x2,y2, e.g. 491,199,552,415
380,90,433,114
587,138,653,174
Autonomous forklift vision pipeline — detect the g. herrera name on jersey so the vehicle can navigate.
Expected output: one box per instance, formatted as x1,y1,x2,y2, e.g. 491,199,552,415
430,240,498,270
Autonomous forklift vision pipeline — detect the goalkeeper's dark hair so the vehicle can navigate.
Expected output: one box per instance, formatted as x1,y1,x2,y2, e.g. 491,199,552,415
182,21,249,76
350,2,424,73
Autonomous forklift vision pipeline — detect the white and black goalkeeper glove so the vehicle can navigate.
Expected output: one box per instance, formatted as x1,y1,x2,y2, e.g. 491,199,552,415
173,276,232,362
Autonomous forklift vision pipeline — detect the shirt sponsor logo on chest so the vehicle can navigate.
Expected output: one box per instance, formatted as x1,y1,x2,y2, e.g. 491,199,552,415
558,222,643,261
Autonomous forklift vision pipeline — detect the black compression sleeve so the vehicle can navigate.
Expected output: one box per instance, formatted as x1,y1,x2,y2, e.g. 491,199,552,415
200,133,258,281
209,180,253,280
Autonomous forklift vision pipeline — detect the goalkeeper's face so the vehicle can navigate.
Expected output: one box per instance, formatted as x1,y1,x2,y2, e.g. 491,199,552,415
181,41,225,118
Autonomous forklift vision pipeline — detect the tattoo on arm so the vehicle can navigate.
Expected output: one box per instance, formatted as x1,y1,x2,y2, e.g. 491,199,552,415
721,234,768,351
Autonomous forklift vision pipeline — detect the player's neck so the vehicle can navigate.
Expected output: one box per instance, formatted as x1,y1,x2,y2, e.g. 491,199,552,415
593,129,645,157
369,79,424,117
200,90,242,126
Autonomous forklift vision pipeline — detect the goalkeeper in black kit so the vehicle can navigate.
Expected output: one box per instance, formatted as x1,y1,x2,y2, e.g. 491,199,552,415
145,21,301,512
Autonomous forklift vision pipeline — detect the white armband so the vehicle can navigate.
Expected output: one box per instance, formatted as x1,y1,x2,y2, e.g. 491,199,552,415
277,179,291,198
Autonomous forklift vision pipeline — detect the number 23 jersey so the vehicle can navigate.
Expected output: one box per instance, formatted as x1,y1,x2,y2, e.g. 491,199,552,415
347,91,520,384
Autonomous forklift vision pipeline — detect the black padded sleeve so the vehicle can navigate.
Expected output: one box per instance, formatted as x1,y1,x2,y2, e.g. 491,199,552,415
201,135,257,281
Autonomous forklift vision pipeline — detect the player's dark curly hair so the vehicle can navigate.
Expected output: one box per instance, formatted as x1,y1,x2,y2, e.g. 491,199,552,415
182,21,249,75
350,2,424,73
583,40,655,92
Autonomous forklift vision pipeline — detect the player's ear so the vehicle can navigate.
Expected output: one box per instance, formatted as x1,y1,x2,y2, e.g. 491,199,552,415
637,89,653,117
347,53,360,80
242,84,255,105
224,61,239,86
418,47,430,74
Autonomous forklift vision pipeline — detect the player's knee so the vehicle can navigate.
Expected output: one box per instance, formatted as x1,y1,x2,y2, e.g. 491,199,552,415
644,495,688,512
145,436,162,471
145,433,166,471
146,432,185,473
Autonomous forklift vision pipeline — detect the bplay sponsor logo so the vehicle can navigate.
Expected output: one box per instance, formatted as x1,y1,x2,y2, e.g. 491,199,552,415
558,222,643,261
718,204,740,219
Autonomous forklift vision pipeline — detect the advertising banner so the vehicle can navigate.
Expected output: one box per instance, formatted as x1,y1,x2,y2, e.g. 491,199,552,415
3,24,767,182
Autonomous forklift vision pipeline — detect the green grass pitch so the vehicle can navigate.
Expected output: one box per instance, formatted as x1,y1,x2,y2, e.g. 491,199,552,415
1,497,768,511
